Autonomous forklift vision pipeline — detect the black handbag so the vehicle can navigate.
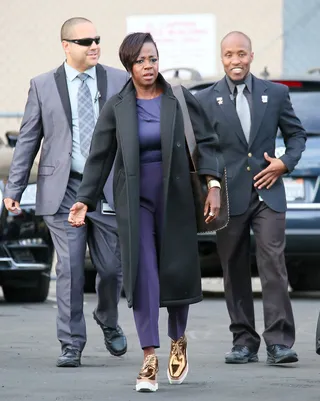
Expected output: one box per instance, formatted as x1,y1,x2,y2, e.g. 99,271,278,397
172,85,229,233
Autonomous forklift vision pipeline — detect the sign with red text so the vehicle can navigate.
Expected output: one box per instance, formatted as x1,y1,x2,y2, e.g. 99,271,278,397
126,14,216,78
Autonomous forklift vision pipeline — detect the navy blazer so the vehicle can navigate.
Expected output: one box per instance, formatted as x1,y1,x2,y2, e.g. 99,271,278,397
195,75,307,215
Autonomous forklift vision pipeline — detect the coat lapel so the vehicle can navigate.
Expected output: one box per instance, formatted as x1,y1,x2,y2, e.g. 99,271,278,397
248,77,268,148
160,94,176,180
96,63,107,112
113,88,140,176
54,64,72,133
113,76,177,180
159,92,177,209
214,79,248,147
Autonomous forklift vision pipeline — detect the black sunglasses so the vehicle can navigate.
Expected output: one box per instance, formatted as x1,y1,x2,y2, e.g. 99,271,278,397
63,36,100,46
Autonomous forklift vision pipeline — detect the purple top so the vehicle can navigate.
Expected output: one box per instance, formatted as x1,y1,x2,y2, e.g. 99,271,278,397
136,95,162,163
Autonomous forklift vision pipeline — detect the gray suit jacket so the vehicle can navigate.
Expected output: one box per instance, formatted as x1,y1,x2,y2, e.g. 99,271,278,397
195,75,307,215
4,63,129,215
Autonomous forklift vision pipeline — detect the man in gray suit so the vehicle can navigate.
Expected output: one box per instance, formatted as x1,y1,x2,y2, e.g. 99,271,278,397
4,17,129,367
196,31,306,365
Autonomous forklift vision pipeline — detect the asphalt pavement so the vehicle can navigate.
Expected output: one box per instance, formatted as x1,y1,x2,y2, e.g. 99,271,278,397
1,281,320,401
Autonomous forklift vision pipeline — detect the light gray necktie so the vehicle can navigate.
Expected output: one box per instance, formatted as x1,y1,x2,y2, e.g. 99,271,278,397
236,84,251,143
77,73,95,158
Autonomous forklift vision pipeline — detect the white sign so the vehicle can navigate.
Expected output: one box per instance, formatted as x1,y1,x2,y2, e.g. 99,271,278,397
126,14,216,78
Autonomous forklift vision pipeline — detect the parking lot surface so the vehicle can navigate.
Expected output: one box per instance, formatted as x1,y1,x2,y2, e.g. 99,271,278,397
1,281,320,401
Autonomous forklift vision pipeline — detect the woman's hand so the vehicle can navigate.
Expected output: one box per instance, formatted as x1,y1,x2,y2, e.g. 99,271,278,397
204,187,221,224
68,202,88,227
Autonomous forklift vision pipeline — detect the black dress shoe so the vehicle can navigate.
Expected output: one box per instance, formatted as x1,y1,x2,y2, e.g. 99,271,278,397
266,345,298,364
56,348,81,367
93,312,127,357
225,345,259,364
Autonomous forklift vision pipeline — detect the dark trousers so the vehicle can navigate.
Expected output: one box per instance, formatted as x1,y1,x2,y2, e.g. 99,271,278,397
216,190,295,351
133,161,189,349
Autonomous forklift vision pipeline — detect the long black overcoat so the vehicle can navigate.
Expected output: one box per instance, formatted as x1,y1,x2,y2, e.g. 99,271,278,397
77,74,224,307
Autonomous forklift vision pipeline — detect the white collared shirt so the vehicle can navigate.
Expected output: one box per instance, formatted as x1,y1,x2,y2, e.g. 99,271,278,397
64,62,100,173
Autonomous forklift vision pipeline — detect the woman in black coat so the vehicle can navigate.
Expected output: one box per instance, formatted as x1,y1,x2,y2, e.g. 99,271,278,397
68,32,224,392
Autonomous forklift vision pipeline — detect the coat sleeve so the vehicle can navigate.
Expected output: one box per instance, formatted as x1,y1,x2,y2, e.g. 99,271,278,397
4,79,43,201
76,98,117,211
278,86,307,172
182,87,224,180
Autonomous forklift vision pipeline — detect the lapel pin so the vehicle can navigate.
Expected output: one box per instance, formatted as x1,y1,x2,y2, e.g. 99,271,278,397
216,97,223,105
261,95,268,103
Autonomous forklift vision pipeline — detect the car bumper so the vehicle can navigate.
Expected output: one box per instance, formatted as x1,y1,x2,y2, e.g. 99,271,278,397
0,242,53,277
0,260,52,289
0,258,51,271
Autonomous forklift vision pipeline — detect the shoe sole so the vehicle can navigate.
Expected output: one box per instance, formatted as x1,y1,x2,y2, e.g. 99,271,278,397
267,354,298,365
167,362,189,385
106,344,127,357
225,355,259,364
56,361,81,368
136,381,158,392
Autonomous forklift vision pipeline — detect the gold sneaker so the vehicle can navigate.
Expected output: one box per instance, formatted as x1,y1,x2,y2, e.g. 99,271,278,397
167,334,189,385
136,354,159,392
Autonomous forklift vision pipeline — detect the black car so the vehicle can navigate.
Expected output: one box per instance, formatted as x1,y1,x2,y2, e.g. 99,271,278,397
187,76,320,291
0,181,54,302
0,133,54,302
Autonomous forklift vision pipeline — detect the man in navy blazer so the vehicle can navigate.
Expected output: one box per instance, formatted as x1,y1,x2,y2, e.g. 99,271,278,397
196,31,306,365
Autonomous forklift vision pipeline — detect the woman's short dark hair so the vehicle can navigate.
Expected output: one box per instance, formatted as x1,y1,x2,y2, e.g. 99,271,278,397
119,32,158,73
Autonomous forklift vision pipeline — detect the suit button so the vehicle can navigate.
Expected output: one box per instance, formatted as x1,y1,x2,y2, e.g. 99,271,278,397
248,152,252,157
176,141,181,147
176,176,180,180
247,166,251,171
